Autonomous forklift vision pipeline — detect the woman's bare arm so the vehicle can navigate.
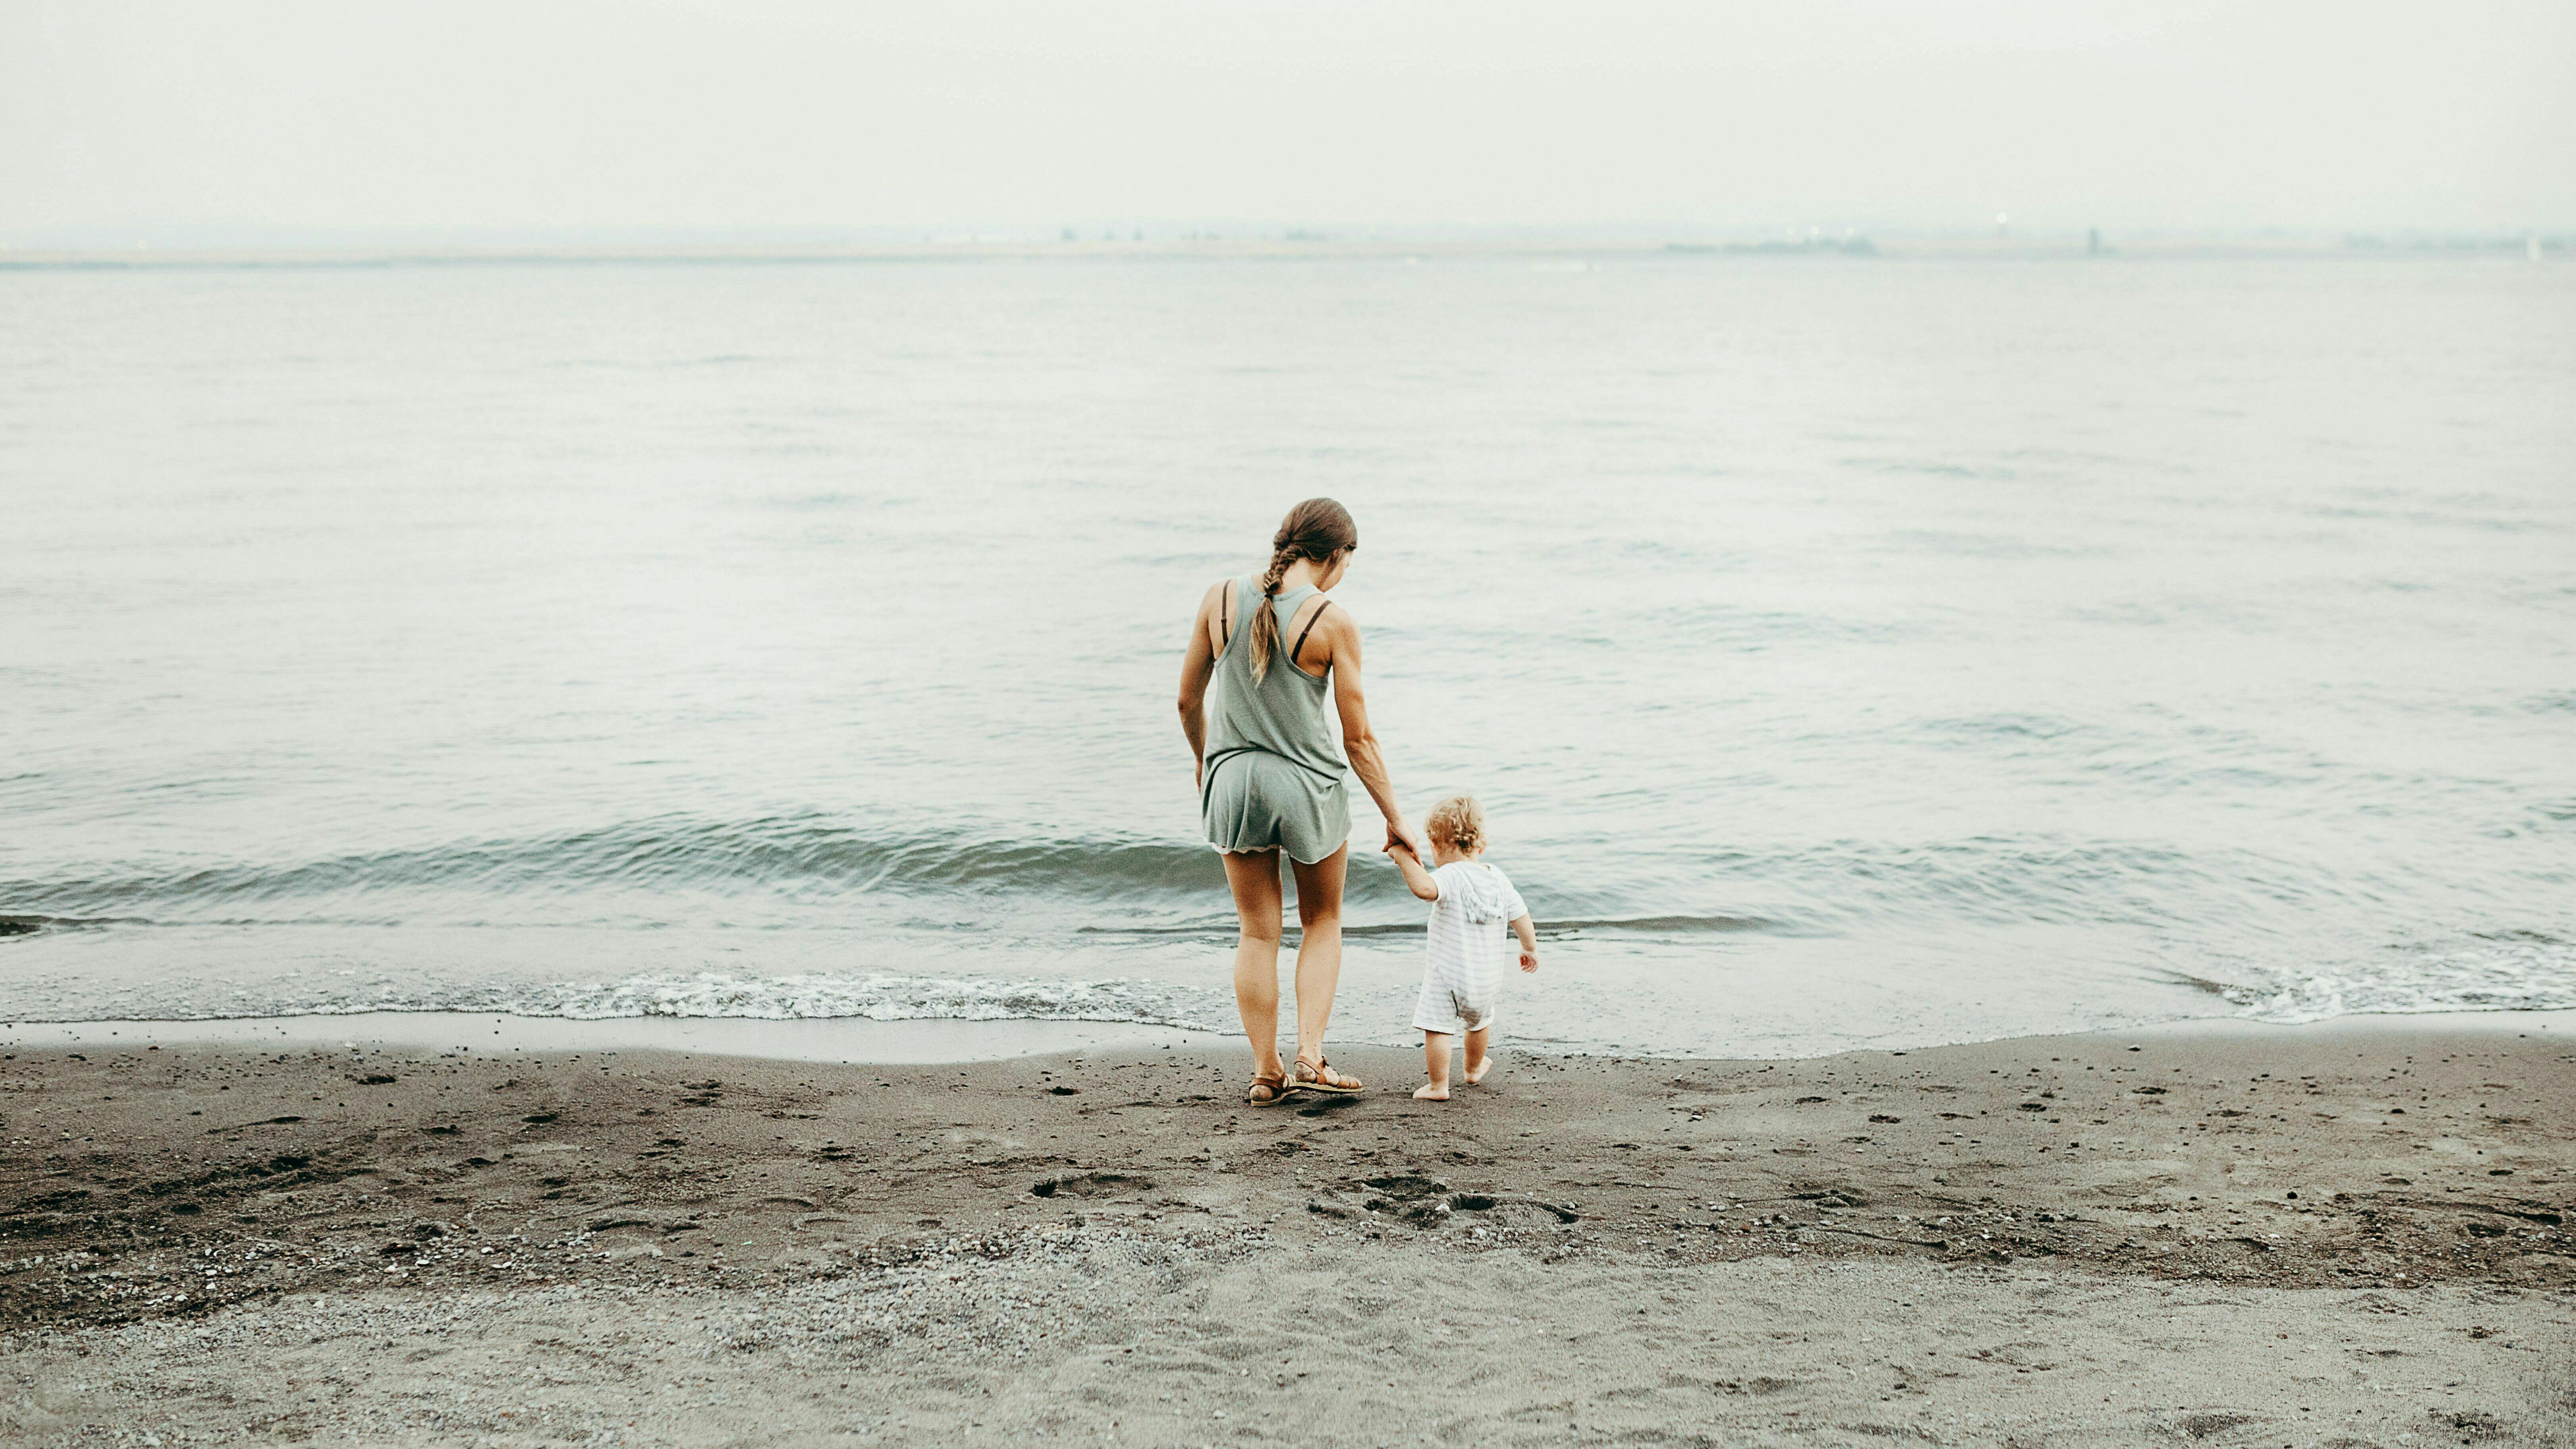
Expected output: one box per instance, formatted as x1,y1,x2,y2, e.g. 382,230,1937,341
1313,607,1421,855
1176,582,1224,789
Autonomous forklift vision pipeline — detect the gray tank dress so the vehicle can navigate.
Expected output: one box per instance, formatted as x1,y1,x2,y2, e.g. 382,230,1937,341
1201,576,1353,862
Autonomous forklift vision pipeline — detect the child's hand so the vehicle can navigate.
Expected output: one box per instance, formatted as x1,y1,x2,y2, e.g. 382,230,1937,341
1519,948,1539,974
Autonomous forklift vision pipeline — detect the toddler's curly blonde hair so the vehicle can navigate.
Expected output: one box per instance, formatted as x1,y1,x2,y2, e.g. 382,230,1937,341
1423,795,1487,855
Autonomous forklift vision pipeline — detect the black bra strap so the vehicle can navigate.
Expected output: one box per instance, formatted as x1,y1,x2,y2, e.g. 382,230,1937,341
1220,579,1236,650
1290,600,1330,670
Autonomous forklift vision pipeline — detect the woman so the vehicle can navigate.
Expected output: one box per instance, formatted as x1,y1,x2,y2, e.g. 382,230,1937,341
1177,498,1423,1106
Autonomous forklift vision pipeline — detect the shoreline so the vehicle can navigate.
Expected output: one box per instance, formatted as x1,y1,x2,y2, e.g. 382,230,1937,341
0,1013,1207,1065
3,1013,2570,1443
3,1004,2565,1067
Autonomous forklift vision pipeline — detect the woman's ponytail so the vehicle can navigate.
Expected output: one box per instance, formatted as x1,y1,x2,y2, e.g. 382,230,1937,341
1246,546,1297,684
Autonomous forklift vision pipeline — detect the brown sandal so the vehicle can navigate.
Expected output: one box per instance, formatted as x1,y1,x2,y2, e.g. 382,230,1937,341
1247,1073,1296,1107
1292,1057,1364,1094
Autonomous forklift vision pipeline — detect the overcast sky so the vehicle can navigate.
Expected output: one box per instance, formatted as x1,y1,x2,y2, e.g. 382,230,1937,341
4,0,2569,242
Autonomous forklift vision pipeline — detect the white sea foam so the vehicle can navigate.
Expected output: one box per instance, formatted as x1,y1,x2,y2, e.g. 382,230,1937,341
2224,936,2576,1023
512,971,1233,1030
509,956,2573,1035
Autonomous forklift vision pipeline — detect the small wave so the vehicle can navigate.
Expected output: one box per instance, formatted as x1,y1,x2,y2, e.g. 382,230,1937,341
2,972,1235,1032
2219,933,2576,1023
1078,913,1771,939
1540,913,1772,934
0,914,135,938
1075,921,1423,938
3,815,1259,918
523,972,1230,1029
1915,712,2093,743
3,823,2393,942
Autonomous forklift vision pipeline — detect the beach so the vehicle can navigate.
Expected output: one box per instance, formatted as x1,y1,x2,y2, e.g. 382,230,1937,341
4,1015,2568,1445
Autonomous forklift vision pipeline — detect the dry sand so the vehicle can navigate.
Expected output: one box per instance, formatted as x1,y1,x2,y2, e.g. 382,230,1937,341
2,1015,2569,1446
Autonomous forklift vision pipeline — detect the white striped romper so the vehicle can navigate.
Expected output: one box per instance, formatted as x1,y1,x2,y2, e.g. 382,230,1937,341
1409,860,1529,1036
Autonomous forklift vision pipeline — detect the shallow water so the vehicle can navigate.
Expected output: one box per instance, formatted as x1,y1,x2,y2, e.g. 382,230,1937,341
4,251,2571,1055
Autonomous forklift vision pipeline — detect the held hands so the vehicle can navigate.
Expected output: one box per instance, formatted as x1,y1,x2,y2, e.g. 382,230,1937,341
1384,819,1429,859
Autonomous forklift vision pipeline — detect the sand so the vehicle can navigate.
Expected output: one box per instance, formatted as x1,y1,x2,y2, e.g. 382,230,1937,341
1,1015,2569,1445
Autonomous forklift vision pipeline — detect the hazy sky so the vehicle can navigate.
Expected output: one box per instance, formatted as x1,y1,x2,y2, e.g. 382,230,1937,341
4,0,2570,241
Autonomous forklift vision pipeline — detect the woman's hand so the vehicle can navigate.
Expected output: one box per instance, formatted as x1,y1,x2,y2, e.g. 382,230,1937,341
1385,819,1426,859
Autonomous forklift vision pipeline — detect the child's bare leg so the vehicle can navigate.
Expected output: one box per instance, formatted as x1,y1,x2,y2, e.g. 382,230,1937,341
1413,1032,1452,1100
1462,1028,1493,1084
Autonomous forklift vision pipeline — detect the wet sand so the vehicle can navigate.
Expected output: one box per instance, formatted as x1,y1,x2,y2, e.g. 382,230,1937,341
2,1016,2570,1445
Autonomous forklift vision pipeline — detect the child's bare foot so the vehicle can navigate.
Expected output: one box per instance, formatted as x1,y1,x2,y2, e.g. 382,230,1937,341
1412,1082,1450,1100
1463,1059,1492,1085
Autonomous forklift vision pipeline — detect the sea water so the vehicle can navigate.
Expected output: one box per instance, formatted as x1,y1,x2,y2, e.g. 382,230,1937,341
4,250,2570,1057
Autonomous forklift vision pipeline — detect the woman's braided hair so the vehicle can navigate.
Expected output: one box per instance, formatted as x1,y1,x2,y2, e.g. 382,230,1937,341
1247,498,1359,684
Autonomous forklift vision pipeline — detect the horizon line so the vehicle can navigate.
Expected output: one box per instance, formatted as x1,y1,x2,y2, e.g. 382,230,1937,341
2,228,2566,272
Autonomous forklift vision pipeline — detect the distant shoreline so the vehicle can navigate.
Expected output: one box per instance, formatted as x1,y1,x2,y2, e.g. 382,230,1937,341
1,232,2562,271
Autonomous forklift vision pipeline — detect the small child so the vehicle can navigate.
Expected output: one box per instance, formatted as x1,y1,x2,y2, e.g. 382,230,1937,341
1387,795,1538,1101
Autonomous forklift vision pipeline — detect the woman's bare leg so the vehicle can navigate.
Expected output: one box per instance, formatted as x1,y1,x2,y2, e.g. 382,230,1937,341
1287,846,1351,1079
1222,851,1287,1080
